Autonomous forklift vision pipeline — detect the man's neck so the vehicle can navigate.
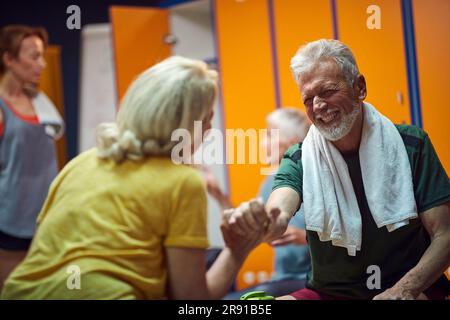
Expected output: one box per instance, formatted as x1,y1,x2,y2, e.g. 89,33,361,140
332,105,364,154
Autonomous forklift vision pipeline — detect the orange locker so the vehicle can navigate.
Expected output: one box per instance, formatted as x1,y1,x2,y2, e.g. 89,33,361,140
110,6,172,101
336,0,411,125
214,0,277,209
39,45,67,169
214,0,277,290
272,0,334,109
412,0,450,173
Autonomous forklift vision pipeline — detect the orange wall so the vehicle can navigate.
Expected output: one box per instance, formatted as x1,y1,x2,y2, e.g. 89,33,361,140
110,6,172,101
273,0,334,109
413,0,450,173
336,0,411,125
39,45,67,169
215,0,276,208
214,0,277,290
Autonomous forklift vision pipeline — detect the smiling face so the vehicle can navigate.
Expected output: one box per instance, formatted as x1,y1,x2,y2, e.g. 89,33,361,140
298,59,366,141
4,35,46,85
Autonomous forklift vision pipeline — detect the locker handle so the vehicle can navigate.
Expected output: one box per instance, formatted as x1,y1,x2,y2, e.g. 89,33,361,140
396,91,404,105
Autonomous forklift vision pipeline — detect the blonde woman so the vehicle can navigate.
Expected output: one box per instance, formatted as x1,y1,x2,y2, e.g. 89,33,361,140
1,56,265,300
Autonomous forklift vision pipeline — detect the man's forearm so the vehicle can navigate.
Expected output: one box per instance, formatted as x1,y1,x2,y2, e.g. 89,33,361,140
266,187,300,219
395,231,450,297
265,187,300,240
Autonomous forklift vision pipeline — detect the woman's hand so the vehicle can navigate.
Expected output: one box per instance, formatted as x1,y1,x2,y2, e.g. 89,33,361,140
201,165,233,209
220,199,268,258
221,198,293,254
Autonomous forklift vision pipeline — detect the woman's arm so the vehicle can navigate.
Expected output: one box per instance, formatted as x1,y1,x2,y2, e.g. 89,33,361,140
165,246,253,300
165,247,212,300
165,209,265,300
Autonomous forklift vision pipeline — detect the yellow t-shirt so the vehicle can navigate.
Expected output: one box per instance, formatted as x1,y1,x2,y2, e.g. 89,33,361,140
1,149,209,300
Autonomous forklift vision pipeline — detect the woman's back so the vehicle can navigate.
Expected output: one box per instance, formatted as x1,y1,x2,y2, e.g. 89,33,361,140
1,149,209,299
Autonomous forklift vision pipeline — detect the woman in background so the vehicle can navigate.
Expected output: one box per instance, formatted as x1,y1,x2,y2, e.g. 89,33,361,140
0,25,64,291
1,56,265,300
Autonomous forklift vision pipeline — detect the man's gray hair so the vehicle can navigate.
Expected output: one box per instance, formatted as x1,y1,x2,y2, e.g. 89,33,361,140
290,39,360,85
266,107,310,142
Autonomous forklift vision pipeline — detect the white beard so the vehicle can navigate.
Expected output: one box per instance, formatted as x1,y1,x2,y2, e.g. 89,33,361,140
315,105,361,141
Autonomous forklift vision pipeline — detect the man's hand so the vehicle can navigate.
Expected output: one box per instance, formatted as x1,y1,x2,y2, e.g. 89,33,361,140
373,285,428,300
223,198,291,243
264,187,300,242
374,204,450,300
262,208,291,243
270,226,307,246
222,186,300,250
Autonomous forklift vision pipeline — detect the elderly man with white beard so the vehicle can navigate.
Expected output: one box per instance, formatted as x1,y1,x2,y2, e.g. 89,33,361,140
226,39,450,300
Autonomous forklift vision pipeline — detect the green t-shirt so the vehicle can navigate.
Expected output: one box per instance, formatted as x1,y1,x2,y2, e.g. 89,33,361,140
273,125,450,299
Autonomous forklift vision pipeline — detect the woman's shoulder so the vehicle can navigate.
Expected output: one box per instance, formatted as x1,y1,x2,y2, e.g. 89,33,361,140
152,159,204,185
58,148,98,174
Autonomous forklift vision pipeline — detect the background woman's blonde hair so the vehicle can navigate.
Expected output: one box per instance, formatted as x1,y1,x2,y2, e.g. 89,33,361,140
96,56,218,163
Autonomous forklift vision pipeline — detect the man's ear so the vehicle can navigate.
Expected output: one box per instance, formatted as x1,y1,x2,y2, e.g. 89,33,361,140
355,74,367,100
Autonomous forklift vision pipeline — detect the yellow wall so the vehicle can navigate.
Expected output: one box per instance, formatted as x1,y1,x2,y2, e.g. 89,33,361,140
110,6,172,101
413,0,450,173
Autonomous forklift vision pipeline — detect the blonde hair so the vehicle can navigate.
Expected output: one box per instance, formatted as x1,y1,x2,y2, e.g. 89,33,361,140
96,56,218,163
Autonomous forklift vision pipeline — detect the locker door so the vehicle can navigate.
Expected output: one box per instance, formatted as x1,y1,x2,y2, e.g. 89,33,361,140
214,0,277,290
413,0,450,172
39,45,67,169
336,0,411,125
110,6,172,101
272,0,334,109
214,0,277,208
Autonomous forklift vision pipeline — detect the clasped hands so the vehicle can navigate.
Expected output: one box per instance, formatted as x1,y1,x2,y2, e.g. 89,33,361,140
220,198,290,255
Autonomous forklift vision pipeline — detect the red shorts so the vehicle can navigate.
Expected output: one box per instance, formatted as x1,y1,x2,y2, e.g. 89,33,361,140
290,283,448,300
289,287,343,300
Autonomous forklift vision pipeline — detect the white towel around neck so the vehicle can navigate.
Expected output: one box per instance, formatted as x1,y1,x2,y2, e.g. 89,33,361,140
302,102,418,256
33,92,65,140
